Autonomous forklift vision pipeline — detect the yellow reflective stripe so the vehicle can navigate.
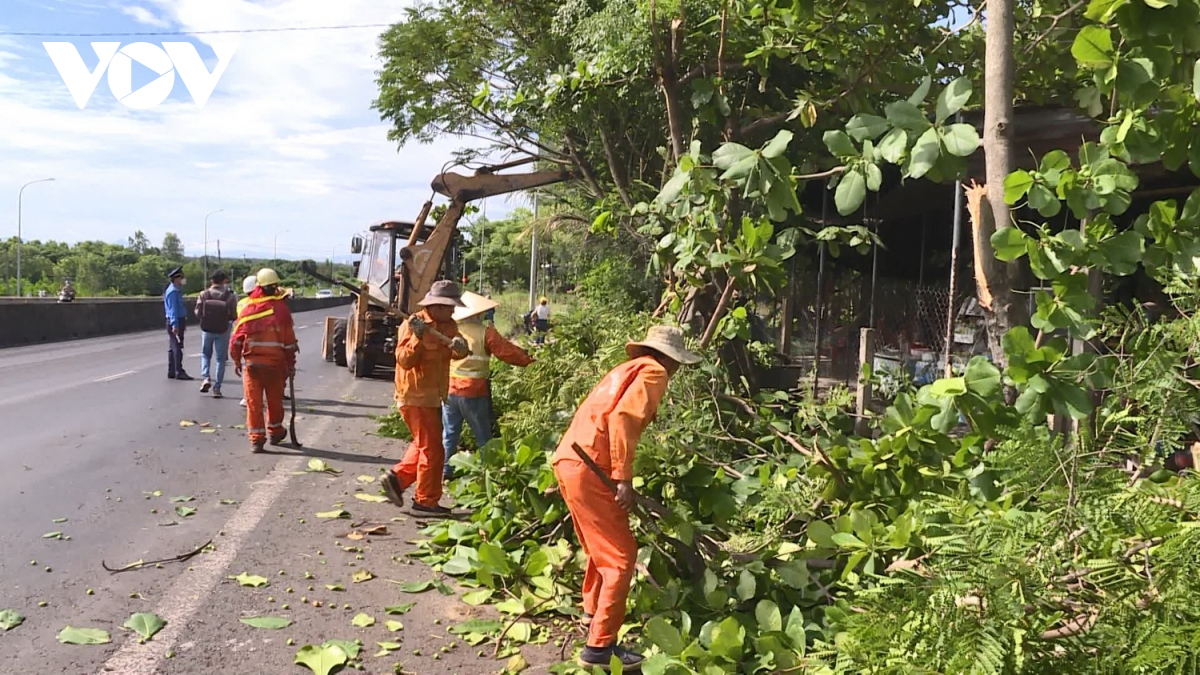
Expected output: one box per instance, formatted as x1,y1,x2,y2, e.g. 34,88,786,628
234,307,274,331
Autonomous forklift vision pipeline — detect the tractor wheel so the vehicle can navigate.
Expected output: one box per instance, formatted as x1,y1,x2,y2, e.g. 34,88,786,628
331,319,348,367
349,349,374,378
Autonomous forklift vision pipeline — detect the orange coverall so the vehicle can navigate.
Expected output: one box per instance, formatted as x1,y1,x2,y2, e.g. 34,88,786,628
231,289,298,446
393,308,461,507
552,355,669,648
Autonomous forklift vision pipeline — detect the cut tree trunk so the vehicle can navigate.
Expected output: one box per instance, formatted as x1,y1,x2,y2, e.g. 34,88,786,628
965,183,1027,369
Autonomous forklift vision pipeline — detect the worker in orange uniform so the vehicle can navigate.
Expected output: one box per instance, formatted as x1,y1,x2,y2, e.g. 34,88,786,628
381,280,470,515
231,268,298,453
443,291,534,479
552,325,700,671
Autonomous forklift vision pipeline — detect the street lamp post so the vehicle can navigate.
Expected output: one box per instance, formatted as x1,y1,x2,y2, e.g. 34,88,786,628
203,208,224,280
16,177,55,298
274,230,289,265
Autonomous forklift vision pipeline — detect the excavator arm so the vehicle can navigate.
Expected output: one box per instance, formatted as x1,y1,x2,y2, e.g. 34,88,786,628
397,158,573,312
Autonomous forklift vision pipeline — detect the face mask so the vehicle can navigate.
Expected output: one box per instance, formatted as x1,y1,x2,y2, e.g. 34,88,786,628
180,278,187,286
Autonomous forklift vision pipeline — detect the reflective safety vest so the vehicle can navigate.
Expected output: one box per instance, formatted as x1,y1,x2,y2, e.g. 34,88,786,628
450,320,491,380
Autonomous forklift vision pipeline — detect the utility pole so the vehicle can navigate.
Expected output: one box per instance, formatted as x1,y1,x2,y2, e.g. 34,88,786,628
204,208,224,280
16,177,55,297
528,191,538,310
274,230,289,265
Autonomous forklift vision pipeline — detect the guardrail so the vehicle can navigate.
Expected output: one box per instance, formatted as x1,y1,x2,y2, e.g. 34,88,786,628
0,296,351,349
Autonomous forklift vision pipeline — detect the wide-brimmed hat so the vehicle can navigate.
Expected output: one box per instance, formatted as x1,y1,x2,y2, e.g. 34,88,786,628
419,279,467,307
626,325,702,365
453,290,500,321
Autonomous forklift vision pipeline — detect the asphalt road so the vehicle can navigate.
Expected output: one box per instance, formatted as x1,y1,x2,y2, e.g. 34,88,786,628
0,308,379,674
0,308,564,675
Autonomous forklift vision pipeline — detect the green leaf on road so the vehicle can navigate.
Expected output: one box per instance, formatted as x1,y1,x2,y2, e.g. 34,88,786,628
325,584,345,591
233,573,269,588
353,493,388,503
306,459,341,475
351,570,374,584
351,612,375,628
52,518,67,523
323,639,362,659
384,602,415,614
506,654,530,673
170,495,194,503
449,618,504,635
374,641,402,657
0,609,24,631
240,616,292,630
43,531,64,539
219,499,238,505
386,620,404,632
461,588,493,605
123,612,166,642
174,506,197,518
316,509,350,519
395,580,434,593
57,626,111,645
294,643,348,675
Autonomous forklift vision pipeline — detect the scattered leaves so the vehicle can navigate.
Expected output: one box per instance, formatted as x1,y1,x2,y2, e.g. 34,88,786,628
352,570,374,584
384,602,415,615
306,459,342,474
240,616,292,630
353,493,388,503
356,475,375,484
56,626,111,645
294,643,348,675
175,506,197,518
386,620,404,632
351,613,375,628
316,509,350,520
170,495,194,503
0,609,24,631
394,580,433,594
123,612,166,642
232,573,270,588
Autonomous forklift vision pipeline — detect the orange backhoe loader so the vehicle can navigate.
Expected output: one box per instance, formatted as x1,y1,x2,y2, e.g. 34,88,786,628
314,158,571,377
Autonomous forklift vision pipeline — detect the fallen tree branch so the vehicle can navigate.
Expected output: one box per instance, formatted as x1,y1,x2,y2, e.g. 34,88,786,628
102,539,213,573
1040,608,1099,640
492,595,554,657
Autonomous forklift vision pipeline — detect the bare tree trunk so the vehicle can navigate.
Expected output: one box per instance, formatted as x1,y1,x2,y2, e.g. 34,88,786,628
979,0,1028,369
599,128,635,209
655,18,687,165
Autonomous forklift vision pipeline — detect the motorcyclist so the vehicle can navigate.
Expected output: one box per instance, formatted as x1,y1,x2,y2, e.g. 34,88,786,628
57,279,75,303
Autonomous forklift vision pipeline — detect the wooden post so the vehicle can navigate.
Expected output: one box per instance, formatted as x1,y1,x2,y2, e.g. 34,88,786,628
780,253,795,356
855,327,875,436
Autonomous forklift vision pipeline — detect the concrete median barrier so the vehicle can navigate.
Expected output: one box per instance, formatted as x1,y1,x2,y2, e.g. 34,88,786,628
0,296,352,349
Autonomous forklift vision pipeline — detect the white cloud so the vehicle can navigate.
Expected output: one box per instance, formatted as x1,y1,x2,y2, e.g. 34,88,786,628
119,5,171,28
0,0,511,263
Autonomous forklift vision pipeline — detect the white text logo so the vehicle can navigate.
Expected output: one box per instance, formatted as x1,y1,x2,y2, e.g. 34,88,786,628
43,42,238,110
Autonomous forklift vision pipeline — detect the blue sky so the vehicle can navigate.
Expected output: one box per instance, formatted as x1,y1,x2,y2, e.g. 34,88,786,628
0,0,514,263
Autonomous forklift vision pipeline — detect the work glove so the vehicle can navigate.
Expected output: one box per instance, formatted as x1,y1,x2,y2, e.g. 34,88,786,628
450,336,469,356
408,314,428,338
615,480,636,512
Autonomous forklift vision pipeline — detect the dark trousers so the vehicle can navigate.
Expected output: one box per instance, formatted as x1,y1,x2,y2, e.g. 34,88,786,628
167,322,186,377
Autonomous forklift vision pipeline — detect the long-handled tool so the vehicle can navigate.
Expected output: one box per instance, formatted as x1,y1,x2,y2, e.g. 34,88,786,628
299,261,464,350
570,443,707,581
288,374,302,448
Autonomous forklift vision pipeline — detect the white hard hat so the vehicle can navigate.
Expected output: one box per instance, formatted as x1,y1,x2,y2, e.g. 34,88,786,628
242,275,257,294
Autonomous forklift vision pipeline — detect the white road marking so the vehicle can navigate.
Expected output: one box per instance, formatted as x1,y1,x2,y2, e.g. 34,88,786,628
94,370,137,383
296,325,309,330
97,382,355,675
